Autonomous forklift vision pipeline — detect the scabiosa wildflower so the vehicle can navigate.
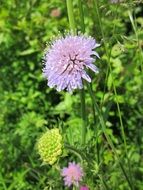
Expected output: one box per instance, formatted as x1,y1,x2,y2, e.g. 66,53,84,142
80,186,90,190
110,0,122,3
50,8,61,18
43,34,100,92
61,162,84,187
37,129,63,165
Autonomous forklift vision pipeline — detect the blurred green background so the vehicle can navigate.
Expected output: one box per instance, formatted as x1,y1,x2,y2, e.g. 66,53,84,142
0,0,143,189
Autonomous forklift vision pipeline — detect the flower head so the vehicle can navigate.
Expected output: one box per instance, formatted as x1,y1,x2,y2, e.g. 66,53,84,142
110,0,122,3
37,128,63,165
43,34,100,92
61,162,84,187
80,186,90,190
50,9,61,17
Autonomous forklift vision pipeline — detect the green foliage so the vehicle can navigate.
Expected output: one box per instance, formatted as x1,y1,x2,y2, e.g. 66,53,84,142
0,0,143,189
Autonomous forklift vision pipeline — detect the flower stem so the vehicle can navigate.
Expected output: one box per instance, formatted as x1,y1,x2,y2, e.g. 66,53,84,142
78,0,85,33
78,0,87,146
80,88,87,145
86,82,133,190
128,10,143,72
73,186,77,190
66,0,76,34
66,1,87,146
66,0,87,146
65,144,83,162
92,1,134,189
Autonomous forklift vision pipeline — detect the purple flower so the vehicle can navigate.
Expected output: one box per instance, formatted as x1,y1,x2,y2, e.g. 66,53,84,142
80,186,90,190
61,162,84,187
110,0,121,3
43,34,100,92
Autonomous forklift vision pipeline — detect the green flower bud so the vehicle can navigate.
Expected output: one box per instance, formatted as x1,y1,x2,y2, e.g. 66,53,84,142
37,128,63,165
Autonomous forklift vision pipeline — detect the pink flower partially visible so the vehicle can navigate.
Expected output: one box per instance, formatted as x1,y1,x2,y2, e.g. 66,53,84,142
80,186,90,190
50,8,61,17
43,34,100,92
110,0,122,3
61,162,84,187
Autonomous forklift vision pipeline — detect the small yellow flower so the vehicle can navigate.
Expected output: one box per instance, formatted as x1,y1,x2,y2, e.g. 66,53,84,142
37,128,63,165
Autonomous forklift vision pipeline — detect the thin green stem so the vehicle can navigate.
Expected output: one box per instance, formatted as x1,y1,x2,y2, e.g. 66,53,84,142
112,81,127,151
86,83,133,190
99,4,119,108
80,89,87,145
72,186,77,190
78,0,85,33
94,0,128,155
93,0,107,51
98,174,110,190
65,143,87,162
66,0,76,33
93,0,127,153
89,84,100,164
78,0,87,146
128,10,143,71
66,0,87,146
92,2,133,186
0,173,7,190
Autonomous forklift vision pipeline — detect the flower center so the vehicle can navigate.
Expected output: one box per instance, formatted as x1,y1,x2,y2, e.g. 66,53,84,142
60,53,84,76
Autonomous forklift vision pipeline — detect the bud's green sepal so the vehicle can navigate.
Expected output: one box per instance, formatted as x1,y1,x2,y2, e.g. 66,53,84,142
37,128,63,165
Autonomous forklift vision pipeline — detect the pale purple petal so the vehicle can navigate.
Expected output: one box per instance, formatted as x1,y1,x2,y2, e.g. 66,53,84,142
82,71,91,82
86,63,99,73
